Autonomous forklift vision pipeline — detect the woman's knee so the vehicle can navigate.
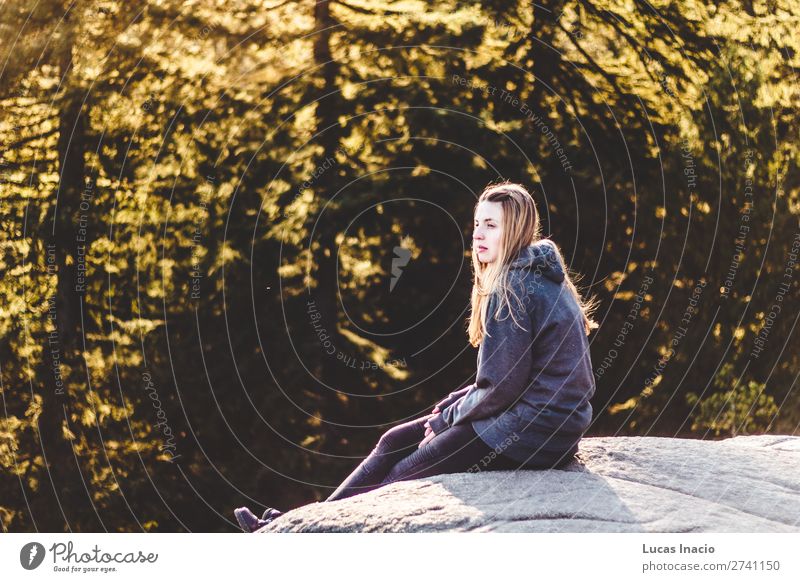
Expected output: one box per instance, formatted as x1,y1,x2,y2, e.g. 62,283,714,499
374,424,412,454
375,416,429,452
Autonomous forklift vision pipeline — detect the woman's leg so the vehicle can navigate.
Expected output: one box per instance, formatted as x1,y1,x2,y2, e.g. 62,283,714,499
325,414,431,502
379,421,519,486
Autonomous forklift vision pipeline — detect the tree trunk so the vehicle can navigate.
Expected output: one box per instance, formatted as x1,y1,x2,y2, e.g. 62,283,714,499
309,0,346,396
34,18,100,531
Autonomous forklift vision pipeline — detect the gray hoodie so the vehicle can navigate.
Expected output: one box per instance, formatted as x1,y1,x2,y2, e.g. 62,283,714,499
428,238,596,465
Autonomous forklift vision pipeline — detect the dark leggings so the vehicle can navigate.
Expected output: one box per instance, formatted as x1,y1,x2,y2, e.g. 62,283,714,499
325,413,521,502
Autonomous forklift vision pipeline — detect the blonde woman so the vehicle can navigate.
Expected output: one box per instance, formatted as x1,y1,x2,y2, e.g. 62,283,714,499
235,181,599,532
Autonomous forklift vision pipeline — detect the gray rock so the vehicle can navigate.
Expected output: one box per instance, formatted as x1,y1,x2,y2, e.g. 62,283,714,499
256,435,800,533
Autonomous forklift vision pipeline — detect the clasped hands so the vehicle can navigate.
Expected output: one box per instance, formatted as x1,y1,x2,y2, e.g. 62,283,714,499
419,404,441,449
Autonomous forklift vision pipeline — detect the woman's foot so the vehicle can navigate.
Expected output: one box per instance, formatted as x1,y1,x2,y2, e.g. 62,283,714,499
234,507,261,532
234,506,283,533
262,507,283,521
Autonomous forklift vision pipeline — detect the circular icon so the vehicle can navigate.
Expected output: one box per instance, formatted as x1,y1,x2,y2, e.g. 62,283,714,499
20,542,46,570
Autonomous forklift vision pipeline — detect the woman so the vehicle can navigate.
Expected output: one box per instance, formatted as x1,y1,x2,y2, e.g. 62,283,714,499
234,181,599,532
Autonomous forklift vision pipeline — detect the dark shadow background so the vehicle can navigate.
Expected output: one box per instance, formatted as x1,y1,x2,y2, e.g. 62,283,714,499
0,0,797,531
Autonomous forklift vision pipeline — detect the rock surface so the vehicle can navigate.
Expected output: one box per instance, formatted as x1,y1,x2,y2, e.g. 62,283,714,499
256,435,800,533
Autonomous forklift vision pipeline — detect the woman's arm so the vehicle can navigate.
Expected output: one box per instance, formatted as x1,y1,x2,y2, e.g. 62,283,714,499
434,385,474,411
428,288,534,435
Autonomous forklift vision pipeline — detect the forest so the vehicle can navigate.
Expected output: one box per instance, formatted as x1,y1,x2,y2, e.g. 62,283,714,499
0,0,798,532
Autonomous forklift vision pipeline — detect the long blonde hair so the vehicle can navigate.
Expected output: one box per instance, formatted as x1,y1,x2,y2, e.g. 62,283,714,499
467,181,600,347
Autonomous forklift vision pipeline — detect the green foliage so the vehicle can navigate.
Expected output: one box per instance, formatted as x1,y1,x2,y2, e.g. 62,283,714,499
686,364,779,437
0,0,797,531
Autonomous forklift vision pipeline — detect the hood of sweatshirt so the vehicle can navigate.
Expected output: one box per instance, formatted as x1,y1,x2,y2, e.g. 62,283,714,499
509,239,565,283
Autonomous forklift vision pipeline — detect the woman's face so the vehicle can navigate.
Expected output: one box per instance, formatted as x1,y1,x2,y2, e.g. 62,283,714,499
473,201,503,263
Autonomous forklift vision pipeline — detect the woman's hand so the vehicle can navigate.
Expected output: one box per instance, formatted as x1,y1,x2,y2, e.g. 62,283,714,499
419,415,438,448
418,430,435,449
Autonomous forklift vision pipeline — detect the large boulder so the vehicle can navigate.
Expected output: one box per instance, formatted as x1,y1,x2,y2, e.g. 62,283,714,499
256,435,800,533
